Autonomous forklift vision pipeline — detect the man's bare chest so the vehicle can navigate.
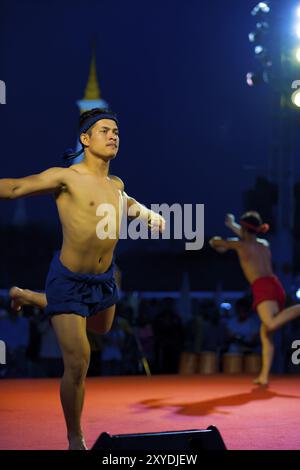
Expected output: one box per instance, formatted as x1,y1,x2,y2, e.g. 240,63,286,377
72,180,121,209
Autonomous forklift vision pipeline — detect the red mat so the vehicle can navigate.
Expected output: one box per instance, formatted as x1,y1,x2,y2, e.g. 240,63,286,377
1,375,300,450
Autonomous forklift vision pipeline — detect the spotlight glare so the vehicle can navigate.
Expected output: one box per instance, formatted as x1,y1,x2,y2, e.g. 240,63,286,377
249,22,269,43
251,2,270,16
296,288,300,300
220,302,232,310
249,31,256,42
256,21,269,31
296,48,300,62
297,6,300,18
296,25,300,38
259,2,270,13
246,72,255,86
246,71,269,87
246,72,261,87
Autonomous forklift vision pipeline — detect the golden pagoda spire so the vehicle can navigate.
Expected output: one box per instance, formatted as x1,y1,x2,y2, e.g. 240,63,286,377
83,48,101,100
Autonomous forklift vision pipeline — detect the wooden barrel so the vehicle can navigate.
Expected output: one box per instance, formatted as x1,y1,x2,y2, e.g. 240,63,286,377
222,353,243,374
197,351,218,374
178,352,197,375
243,353,262,374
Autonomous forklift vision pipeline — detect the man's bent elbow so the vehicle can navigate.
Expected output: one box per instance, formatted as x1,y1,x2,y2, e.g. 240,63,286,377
0,179,22,200
10,186,23,199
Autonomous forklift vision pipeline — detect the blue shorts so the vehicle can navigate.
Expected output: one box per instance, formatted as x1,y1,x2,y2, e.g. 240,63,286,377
44,252,119,317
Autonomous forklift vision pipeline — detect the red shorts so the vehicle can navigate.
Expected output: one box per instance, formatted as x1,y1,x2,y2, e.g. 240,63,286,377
251,275,286,312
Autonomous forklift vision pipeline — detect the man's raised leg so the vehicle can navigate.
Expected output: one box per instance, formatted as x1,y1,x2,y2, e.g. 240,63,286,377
9,287,116,337
51,313,90,450
257,300,300,332
9,286,47,311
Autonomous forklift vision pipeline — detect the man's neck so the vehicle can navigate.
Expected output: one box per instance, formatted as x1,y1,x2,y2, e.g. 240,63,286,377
82,153,110,177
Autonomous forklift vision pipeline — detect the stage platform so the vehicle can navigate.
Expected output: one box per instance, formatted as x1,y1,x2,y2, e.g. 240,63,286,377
1,374,300,450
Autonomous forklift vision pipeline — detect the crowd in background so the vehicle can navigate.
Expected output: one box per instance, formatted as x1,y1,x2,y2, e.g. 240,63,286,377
1,292,300,379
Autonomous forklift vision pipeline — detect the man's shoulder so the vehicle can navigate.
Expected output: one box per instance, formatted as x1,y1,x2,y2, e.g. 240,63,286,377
39,166,74,184
109,175,125,192
67,164,87,175
257,238,270,248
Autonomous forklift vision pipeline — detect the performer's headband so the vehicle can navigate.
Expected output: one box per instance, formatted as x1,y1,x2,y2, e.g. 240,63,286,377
63,114,119,164
240,219,270,234
79,114,119,134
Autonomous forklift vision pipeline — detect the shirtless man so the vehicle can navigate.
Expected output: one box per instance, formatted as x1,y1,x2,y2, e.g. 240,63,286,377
209,211,300,386
0,108,165,449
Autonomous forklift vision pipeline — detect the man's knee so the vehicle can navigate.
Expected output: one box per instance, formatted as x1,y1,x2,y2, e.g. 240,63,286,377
262,319,275,332
64,352,90,384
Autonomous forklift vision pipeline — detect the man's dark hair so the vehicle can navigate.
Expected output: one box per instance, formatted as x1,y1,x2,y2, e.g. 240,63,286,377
79,108,117,136
240,211,262,234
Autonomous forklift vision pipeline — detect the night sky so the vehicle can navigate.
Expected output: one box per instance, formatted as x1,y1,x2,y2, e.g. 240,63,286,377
1,0,299,238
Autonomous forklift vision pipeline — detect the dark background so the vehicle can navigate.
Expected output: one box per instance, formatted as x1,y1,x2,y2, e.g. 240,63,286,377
1,0,300,290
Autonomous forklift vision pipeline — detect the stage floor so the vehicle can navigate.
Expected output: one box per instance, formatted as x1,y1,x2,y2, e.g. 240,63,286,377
1,374,300,450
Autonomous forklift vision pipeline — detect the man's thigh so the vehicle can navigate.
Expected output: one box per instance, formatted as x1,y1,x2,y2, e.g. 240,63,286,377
257,300,279,329
51,313,89,358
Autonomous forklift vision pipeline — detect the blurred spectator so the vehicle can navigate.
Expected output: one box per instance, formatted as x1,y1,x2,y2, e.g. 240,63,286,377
25,307,42,377
37,312,63,378
153,298,184,373
136,305,155,370
200,300,224,352
101,317,126,376
0,308,30,377
183,307,204,354
224,297,260,354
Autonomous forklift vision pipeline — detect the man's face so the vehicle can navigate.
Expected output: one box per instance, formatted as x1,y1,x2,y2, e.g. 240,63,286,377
81,118,119,160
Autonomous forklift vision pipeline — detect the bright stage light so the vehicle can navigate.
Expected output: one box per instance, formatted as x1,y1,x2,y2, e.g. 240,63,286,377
251,2,270,17
296,24,300,38
246,72,257,86
259,2,270,13
248,22,269,43
296,48,300,62
291,89,300,107
296,288,300,300
220,302,232,310
246,71,269,87
249,31,257,43
255,45,264,55
257,21,269,31
246,72,262,86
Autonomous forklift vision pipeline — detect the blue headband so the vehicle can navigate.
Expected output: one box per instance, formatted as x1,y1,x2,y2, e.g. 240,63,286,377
63,113,119,165
79,113,119,134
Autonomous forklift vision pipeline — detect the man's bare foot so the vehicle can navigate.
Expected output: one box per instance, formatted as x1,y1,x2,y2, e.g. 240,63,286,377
9,286,29,311
253,376,269,386
68,435,88,450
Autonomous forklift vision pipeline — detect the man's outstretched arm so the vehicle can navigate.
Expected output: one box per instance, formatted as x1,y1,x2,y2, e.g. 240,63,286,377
209,236,243,253
225,213,242,238
125,194,166,233
110,175,166,233
0,167,69,199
